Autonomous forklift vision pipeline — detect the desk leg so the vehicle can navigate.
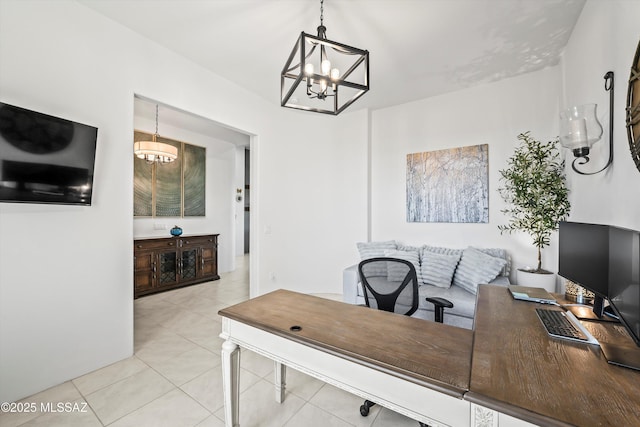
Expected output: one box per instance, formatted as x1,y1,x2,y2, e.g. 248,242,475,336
274,362,286,403
222,340,240,427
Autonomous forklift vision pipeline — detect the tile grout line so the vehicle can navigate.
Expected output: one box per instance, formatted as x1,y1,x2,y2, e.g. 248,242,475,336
69,379,107,427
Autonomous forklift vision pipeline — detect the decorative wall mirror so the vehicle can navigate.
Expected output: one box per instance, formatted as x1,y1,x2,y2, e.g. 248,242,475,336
626,39,640,172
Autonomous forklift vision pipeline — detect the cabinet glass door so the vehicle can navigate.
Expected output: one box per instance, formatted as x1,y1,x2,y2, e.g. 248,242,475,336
159,252,177,284
181,249,198,280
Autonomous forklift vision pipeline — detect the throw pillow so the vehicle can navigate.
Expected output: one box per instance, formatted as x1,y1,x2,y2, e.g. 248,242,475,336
384,249,421,282
472,247,510,277
357,240,397,259
422,245,463,258
398,244,423,253
453,247,507,294
421,251,461,288
357,240,397,277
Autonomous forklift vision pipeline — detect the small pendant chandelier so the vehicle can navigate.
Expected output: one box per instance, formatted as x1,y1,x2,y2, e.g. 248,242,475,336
281,0,369,115
133,105,178,164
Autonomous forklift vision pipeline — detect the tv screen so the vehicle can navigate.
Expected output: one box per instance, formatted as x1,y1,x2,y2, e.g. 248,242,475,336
0,102,98,205
607,226,640,347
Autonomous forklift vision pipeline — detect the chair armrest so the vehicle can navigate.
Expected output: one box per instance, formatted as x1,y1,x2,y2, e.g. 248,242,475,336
343,264,360,304
425,297,454,324
425,297,454,309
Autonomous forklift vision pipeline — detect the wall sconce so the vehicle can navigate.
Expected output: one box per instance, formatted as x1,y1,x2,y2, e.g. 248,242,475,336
559,71,614,175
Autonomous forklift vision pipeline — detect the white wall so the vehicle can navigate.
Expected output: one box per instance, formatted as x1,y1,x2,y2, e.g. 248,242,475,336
0,0,368,402
132,115,238,273
255,108,369,295
560,0,640,232
370,67,563,280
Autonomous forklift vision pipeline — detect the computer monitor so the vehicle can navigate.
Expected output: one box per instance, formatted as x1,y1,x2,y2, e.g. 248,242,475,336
558,221,610,317
607,225,640,347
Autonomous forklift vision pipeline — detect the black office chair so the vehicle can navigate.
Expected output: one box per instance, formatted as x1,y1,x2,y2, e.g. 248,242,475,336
359,257,419,316
357,257,452,427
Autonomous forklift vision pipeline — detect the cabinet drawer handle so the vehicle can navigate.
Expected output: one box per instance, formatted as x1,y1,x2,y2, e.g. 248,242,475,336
168,242,174,246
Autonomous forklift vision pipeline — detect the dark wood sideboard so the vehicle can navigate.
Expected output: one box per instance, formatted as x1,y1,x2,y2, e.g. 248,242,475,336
134,234,219,298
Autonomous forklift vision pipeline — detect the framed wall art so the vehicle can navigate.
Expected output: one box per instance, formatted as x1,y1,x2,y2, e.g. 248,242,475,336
133,130,206,217
407,144,489,223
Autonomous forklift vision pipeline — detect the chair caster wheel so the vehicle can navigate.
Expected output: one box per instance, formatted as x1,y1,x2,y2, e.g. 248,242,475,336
360,404,369,416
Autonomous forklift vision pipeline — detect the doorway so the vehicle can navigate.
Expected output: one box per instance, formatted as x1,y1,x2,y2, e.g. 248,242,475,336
244,148,250,253
132,94,252,274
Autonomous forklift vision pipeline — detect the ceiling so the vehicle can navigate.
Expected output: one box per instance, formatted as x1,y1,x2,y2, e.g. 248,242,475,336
134,96,251,147
82,0,585,139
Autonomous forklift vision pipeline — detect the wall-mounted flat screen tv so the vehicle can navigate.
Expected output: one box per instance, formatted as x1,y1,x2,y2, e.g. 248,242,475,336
0,102,98,206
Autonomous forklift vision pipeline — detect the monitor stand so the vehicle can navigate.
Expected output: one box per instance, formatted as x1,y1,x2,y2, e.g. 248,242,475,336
565,305,619,322
600,343,640,371
565,296,619,323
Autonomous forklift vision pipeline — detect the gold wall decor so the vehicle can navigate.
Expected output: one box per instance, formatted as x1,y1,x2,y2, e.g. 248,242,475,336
626,38,640,172
564,280,595,304
133,130,206,217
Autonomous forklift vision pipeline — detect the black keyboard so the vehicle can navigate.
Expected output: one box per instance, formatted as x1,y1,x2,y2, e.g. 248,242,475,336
535,308,589,342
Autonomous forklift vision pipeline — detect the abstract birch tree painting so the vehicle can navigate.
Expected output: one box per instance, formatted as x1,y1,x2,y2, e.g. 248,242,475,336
407,144,489,223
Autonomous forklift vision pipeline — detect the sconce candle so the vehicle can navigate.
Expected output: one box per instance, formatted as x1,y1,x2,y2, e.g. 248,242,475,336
558,72,614,175
570,118,588,144
560,104,603,157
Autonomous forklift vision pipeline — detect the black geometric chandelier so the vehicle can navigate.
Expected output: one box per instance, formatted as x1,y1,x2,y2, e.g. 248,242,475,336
281,0,369,115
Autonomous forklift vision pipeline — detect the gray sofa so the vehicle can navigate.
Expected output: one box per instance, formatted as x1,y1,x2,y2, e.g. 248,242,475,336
343,242,511,329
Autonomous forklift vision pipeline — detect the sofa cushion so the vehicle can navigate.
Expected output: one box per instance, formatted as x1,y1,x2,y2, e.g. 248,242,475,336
384,248,421,282
353,275,510,322
453,247,507,294
358,282,477,319
420,251,461,288
419,284,478,319
357,240,397,276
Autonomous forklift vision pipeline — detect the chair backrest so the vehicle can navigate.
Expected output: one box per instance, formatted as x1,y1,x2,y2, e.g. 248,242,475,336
358,257,419,316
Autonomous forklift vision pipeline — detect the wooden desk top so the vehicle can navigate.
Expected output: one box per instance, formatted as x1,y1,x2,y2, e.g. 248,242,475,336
219,289,473,397
469,285,640,427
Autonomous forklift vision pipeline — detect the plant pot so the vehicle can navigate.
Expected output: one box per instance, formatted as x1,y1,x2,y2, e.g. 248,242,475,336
516,269,556,293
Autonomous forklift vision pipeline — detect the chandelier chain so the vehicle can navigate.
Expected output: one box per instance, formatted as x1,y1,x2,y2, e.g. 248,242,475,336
320,0,324,26
155,105,159,135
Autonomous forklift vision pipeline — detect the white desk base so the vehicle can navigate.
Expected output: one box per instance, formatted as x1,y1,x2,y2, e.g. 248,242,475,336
219,317,532,427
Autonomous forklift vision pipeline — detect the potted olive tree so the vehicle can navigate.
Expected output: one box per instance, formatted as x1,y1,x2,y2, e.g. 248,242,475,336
498,132,571,292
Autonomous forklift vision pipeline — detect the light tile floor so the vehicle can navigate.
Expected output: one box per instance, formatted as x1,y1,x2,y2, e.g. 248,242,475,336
0,255,419,427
